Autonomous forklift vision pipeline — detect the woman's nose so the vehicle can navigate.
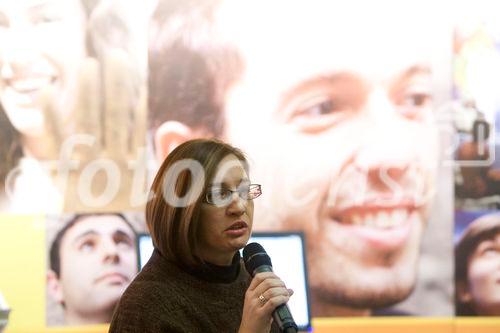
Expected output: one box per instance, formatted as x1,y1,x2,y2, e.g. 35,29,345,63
226,192,246,216
1,26,38,74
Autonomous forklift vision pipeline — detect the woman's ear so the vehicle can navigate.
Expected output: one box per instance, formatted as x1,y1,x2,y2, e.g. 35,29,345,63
154,121,196,162
47,269,64,304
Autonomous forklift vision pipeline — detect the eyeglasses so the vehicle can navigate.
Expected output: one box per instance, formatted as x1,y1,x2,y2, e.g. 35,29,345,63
204,184,262,206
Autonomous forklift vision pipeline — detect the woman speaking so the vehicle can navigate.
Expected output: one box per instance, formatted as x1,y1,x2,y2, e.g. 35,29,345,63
109,139,292,332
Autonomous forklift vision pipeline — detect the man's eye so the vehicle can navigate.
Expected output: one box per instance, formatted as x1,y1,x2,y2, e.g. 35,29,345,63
115,235,133,248
297,97,338,117
79,240,96,252
403,93,431,107
396,90,433,120
284,93,353,134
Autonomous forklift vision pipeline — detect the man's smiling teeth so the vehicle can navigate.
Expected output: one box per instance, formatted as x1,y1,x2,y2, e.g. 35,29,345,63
342,208,409,229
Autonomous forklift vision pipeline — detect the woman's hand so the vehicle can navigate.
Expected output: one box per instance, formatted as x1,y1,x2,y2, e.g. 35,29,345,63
239,272,293,333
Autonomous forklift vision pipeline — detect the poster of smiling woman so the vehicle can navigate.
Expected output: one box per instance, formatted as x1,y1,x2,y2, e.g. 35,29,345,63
0,0,150,214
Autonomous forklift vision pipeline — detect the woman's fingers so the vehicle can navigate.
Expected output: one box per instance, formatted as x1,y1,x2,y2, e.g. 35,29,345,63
260,293,291,314
247,272,294,316
240,272,294,332
257,288,290,305
252,276,286,298
247,272,276,291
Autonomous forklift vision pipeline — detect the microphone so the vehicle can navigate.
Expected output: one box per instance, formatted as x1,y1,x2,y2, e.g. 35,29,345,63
243,243,298,333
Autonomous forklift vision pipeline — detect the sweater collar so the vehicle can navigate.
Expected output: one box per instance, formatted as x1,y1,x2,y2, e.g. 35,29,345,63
190,251,242,283
154,249,242,284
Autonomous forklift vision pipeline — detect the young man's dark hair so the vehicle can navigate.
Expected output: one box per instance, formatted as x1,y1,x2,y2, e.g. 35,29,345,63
148,0,243,138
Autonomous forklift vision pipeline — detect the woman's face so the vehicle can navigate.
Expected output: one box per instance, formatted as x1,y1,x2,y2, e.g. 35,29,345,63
466,232,500,315
197,154,254,265
0,0,87,135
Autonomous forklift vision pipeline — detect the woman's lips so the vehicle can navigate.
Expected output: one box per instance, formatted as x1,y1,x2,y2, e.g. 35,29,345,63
2,76,58,108
5,75,56,93
225,221,248,236
225,220,248,231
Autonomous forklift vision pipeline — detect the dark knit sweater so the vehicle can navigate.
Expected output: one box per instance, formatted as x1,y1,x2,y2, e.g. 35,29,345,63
109,249,279,333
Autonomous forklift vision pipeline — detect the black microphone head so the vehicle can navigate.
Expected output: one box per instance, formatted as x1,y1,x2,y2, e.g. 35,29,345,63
243,242,272,276
244,243,297,332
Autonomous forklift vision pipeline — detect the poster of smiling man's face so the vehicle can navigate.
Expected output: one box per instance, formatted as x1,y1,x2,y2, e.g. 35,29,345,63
148,0,455,317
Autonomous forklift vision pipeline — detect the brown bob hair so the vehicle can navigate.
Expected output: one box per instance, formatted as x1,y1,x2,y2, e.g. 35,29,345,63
146,138,247,268
455,213,500,315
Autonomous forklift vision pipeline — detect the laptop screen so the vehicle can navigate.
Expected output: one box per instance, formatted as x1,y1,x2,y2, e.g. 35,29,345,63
136,232,311,331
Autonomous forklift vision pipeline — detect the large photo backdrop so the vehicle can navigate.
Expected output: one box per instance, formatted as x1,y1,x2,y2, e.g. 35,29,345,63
0,0,499,332
147,0,454,318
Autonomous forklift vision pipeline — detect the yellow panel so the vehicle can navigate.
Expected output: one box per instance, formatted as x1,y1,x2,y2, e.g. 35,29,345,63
312,318,500,333
312,318,454,333
0,214,46,331
454,318,500,333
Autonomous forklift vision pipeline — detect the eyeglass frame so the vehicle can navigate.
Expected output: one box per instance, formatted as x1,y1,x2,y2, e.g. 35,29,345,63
203,184,262,206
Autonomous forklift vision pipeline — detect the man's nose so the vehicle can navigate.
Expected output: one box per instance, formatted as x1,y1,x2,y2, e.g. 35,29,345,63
355,89,422,187
354,141,416,178
354,151,415,193
364,87,400,123
102,239,120,264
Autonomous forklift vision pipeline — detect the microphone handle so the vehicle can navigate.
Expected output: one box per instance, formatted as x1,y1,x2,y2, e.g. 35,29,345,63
252,266,298,333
